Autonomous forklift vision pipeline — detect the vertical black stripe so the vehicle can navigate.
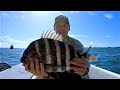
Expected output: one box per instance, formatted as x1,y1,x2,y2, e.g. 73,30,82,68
68,45,75,61
37,39,46,64
58,41,66,67
48,39,57,66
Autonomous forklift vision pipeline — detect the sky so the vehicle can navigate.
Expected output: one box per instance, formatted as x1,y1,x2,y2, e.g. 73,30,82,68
0,11,120,48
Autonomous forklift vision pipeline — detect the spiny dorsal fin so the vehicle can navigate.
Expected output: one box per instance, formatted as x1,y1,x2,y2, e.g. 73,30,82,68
85,45,92,53
41,31,44,38
46,30,52,38
41,30,63,42
44,29,50,38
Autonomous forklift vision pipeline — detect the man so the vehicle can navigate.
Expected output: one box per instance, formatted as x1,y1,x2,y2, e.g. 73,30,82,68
25,15,90,79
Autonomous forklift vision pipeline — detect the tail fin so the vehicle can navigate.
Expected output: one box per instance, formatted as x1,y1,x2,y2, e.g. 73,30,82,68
82,45,96,61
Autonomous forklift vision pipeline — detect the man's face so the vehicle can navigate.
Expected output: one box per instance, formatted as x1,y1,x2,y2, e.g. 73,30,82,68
54,21,70,38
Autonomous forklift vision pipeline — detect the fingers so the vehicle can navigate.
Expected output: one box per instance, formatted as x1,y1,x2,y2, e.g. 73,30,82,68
24,58,48,77
70,58,87,68
71,66,87,72
40,63,44,73
72,58,86,64
35,59,41,75
70,61,87,68
30,59,36,74
70,66,87,75
40,63,48,76
70,58,88,75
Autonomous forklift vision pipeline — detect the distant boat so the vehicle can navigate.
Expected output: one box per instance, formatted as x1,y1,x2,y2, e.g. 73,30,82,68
10,44,14,49
107,47,112,48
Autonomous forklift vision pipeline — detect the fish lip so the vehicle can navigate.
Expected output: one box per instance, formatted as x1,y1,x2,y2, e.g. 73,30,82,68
20,58,28,64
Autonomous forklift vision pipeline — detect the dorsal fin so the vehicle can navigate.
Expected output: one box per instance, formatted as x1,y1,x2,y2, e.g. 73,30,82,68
44,29,50,38
41,31,44,38
41,30,63,42
85,45,92,53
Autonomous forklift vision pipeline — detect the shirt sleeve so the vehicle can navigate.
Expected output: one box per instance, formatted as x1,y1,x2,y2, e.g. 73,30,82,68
74,39,84,54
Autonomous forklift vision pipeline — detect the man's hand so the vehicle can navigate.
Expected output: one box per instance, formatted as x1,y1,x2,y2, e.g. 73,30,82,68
70,57,88,76
23,58,48,77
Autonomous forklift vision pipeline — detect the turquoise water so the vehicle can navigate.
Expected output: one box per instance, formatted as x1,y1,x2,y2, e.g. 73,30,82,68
0,47,120,74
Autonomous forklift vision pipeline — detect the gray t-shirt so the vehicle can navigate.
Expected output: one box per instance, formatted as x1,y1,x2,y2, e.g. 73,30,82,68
63,36,84,54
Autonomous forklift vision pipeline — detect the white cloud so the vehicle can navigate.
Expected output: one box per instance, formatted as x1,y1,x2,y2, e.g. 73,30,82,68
90,41,109,47
92,43,103,47
0,15,1,22
58,11,81,14
69,11,81,13
23,11,82,16
79,35,88,37
67,36,108,47
21,11,26,13
0,35,40,48
69,34,88,38
87,12,115,20
87,12,114,20
0,35,27,48
21,15,25,20
89,41,95,45
87,11,96,16
104,14,113,19
0,42,1,46
0,35,25,44
56,11,63,15
105,35,111,38
2,13,8,16
31,11,57,14
30,11,80,14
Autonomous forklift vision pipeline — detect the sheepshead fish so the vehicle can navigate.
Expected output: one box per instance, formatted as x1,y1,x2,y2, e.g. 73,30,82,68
20,30,92,73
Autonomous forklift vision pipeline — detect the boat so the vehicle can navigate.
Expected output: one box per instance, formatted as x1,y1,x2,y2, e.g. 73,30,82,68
10,44,14,49
0,63,120,79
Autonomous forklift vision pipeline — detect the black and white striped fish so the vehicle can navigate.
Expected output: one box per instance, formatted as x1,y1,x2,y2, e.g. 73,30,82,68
20,30,92,73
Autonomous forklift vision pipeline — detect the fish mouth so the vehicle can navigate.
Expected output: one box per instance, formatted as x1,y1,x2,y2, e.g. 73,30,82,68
20,58,28,63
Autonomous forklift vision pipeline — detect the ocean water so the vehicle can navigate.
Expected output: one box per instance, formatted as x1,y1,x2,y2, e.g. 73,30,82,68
0,48,24,67
0,47,120,74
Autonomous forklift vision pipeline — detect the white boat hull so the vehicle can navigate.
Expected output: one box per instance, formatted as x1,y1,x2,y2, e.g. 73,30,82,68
0,63,120,79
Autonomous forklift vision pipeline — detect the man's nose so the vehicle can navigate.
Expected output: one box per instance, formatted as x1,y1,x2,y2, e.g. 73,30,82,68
59,26,65,29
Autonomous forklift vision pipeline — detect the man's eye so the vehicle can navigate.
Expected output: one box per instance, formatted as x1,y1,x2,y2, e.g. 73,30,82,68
56,25,60,28
64,24,67,26
64,25,67,28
